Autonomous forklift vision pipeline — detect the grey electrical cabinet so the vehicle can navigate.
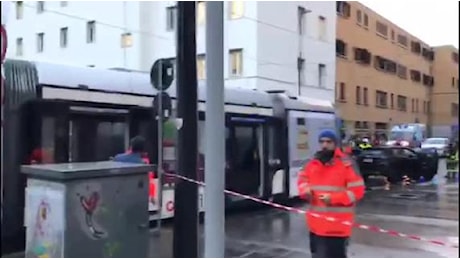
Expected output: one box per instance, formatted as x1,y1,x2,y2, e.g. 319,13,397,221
21,161,153,258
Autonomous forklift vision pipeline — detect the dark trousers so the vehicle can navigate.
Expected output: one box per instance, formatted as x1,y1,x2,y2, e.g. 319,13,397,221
309,232,349,258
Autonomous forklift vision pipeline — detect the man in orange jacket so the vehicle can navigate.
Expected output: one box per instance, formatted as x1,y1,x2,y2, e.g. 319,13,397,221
298,130,365,258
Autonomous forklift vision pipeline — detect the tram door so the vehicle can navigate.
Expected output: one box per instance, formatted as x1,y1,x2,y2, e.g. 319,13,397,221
227,117,268,198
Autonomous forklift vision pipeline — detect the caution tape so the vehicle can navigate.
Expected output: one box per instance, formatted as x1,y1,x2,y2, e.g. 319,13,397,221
164,173,458,249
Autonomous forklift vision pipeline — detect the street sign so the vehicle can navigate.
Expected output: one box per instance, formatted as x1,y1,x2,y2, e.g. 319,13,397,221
152,92,172,122
150,59,174,91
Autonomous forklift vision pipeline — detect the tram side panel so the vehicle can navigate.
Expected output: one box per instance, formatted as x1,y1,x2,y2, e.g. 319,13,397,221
287,110,336,198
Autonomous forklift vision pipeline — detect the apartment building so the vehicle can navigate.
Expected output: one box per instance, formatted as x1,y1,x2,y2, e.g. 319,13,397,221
430,45,459,138
335,1,435,137
6,1,336,101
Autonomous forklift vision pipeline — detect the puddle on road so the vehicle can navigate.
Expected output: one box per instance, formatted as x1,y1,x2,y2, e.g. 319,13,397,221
388,193,423,200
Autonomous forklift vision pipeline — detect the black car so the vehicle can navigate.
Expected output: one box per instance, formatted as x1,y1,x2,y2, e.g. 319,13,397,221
357,146,438,183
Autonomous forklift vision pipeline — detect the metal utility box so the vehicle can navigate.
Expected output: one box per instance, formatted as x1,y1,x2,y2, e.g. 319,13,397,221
21,161,153,258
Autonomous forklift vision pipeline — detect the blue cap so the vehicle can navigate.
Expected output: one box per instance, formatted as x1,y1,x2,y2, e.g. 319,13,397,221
318,130,337,143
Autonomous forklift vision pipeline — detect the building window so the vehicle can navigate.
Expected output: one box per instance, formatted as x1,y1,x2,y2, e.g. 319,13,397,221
197,54,206,80
229,49,243,77
375,91,388,108
427,101,431,113
60,1,68,7
356,86,361,104
354,48,371,64
374,56,396,73
166,6,177,31
121,32,133,48
297,57,305,87
451,103,459,117
318,16,327,41
397,64,407,79
390,30,395,41
411,41,421,54
60,27,68,48
336,39,347,57
86,21,96,43
297,6,307,35
390,93,394,109
336,1,350,18
422,74,434,87
363,14,368,27
16,37,23,56
229,1,244,19
318,64,326,88
363,87,368,105
410,70,421,82
197,1,206,25
397,95,407,112
411,98,415,112
356,10,362,24
16,1,24,19
397,34,408,47
338,82,346,101
452,52,459,63
37,1,45,13
376,21,388,37
36,33,44,53
422,47,434,61
416,99,419,113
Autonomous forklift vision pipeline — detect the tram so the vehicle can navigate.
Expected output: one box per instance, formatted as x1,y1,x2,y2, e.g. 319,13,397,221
1,59,336,253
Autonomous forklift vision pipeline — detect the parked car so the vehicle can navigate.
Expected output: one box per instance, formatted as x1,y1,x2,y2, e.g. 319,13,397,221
421,137,450,157
357,146,438,184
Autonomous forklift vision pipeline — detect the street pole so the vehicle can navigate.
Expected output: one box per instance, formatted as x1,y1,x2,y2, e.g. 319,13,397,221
204,1,225,258
173,1,198,258
156,60,163,232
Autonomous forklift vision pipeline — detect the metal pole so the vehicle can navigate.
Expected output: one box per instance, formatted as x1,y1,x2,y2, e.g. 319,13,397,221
156,60,163,231
204,2,225,258
173,1,198,258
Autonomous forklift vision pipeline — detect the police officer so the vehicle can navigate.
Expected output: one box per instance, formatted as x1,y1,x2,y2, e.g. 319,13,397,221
297,130,365,258
447,141,459,179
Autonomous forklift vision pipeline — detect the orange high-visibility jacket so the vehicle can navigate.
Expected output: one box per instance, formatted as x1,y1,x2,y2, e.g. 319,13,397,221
126,149,156,199
297,148,365,237
141,156,156,199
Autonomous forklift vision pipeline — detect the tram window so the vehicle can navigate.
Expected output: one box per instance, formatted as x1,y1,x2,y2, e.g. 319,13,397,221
70,118,127,162
234,126,258,168
267,126,276,159
29,116,56,164
95,122,126,161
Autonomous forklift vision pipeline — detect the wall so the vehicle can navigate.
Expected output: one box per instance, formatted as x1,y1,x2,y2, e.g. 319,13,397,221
256,1,336,101
6,1,142,70
431,45,459,137
336,1,432,136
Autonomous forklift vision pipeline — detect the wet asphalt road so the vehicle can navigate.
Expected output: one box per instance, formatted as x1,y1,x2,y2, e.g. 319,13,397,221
3,160,457,258
149,159,459,258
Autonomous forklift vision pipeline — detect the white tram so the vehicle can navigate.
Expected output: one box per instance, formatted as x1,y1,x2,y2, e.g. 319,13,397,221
1,59,336,252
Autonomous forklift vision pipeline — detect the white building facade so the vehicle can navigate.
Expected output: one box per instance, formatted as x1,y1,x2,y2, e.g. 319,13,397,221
6,1,336,101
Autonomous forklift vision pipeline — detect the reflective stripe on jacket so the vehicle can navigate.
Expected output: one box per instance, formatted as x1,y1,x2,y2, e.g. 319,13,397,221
297,148,365,237
358,143,372,150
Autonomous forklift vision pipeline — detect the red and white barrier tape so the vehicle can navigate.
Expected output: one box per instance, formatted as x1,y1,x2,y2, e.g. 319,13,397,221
165,173,458,249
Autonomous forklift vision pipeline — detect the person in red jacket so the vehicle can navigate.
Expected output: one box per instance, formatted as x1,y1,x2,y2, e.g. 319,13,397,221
298,130,365,258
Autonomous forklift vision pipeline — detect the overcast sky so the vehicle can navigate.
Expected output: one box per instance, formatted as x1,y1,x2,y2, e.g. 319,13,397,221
360,0,459,48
